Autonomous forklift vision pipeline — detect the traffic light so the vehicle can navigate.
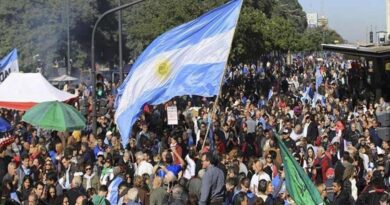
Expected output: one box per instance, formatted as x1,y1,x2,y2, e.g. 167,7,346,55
96,73,106,99
96,82,105,98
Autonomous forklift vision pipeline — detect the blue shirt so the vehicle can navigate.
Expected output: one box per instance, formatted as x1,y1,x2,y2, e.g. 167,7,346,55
167,164,182,177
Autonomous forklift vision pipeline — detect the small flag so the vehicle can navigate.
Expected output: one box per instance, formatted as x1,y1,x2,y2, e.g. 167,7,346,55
267,88,273,101
315,66,323,90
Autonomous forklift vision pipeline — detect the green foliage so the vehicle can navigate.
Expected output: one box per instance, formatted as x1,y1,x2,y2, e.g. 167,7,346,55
0,0,344,71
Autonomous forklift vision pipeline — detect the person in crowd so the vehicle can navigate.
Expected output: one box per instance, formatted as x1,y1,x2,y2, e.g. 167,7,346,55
149,176,168,205
92,185,111,205
256,179,273,204
199,152,225,205
135,151,153,176
126,187,141,205
0,55,389,205
82,163,100,191
67,176,86,205
332,180,351,204
250,159,271,196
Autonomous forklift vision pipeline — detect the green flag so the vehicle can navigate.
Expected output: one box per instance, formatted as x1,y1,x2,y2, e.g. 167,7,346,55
275,134,324,205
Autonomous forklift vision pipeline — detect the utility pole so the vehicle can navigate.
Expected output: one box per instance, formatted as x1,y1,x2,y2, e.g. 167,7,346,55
91,0,145,136
118,0,123,84
67,0,71,75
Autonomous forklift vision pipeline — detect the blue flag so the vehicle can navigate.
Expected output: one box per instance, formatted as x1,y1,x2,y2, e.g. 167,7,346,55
0,49,19,83
267,88,273,101
115,0,243,146
315,66,323,90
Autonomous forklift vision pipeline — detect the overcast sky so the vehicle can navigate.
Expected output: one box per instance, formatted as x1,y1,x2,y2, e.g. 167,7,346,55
298,0,386,43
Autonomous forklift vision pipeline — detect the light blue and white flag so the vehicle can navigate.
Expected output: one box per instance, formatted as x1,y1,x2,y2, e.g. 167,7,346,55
315,66,323,90
267,88,273,101
115,0,243,146
311,92,326,108
0,49,19,83
300,86,312,104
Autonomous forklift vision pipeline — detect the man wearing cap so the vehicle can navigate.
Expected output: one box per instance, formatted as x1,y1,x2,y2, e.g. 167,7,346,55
104,131,113,146
281,129,295,151
94,151,105,177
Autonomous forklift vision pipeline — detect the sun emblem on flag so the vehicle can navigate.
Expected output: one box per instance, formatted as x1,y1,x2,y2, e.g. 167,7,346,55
156,59,171,79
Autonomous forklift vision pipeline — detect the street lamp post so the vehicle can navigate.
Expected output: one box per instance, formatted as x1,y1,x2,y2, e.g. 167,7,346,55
118,0,124,84
91,0,145,136
67,0,71,75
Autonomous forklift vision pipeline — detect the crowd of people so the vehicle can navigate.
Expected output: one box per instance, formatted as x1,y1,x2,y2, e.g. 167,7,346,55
0,53,390,205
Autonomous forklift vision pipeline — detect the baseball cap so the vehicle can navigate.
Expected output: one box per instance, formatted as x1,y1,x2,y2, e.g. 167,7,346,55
97,151,104,157
282,128,290,134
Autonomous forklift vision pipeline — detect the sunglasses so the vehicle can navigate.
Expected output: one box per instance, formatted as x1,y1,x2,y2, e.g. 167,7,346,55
85,167,92,171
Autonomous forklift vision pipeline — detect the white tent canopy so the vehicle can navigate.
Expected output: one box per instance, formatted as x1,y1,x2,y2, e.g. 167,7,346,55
0,73,77,110
49,74,78,82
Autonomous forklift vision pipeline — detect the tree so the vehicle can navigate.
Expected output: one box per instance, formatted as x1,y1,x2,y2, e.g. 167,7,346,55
0,0,341,71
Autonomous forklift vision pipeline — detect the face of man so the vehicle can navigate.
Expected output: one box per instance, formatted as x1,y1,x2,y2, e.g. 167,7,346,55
142,124,148,132
97,139,103,147
8,163,16,176
316,149,324,158
28,195,37,205
201,155,210,169
351,123,356,131
332,182,341,194
226,183,234,192
22,158,29,168
61,158,69,169
85,165,92,175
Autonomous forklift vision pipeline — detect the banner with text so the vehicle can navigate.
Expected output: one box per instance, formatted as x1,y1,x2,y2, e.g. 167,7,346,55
167,106,178,125
0,49,19,83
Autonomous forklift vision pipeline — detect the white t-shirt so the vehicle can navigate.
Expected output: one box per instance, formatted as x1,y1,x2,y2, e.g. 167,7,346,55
290,131,303,141
136,161,153,176
183,155,196,179
250,172,271,194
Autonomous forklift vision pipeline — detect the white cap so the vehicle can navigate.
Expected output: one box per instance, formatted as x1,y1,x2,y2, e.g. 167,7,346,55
74,172,83,177
377,146,385,155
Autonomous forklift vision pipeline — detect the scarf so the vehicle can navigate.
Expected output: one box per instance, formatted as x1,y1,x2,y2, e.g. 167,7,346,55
83,173,95,190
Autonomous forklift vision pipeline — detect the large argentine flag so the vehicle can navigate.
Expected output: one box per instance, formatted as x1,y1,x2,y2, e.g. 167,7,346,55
115,0,243,146
0,49,19,84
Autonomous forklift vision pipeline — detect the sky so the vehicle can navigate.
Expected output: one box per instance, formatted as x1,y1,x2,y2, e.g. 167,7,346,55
298,0,386,43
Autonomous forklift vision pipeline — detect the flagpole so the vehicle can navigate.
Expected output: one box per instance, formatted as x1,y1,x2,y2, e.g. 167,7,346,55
201,65,228,152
